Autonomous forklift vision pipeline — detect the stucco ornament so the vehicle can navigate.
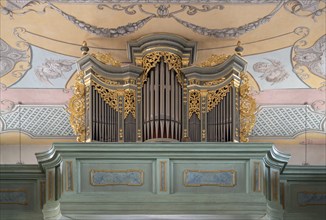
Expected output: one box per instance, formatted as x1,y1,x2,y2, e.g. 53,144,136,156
293,35,326,79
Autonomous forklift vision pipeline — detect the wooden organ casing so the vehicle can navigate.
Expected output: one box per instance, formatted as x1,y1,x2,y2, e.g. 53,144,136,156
71,34,255,143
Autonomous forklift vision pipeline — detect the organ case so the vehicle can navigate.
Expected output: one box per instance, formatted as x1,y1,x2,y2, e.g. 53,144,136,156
69,34,255,143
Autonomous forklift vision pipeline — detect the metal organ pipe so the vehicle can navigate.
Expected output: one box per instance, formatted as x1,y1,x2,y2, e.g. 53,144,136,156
155,65,159,138
171,69,175,139
142,59,182,141
90,86,118,142
166,62,170,138
160,60,164,138
207,89,235,142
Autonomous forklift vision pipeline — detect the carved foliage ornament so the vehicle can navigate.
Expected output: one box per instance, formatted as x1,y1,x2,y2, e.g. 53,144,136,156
203,78,226,86
188,90,200,119
207,82,233,112
240,72,256,142
93,73,119,85
124,89,136,119
91,81,118,111
141,51,183,86
199,54,231,67
68,71,86,142
91,52,121,67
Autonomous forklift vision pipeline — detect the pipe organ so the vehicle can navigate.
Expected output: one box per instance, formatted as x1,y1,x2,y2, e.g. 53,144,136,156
69,34,256,143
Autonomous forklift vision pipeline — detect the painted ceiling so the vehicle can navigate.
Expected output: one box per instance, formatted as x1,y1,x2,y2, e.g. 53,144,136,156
0,0,325,163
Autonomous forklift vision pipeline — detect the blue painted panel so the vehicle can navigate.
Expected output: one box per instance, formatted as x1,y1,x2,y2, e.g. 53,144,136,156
90,169,144,186
298,192,326,206
0,191,27,205
184,170,236,187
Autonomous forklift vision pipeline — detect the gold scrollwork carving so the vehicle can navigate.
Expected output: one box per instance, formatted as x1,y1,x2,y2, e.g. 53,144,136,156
91,52,121,67
240,72,256,142
199,54,231,67
203,77,226,86
207,82,233,112
92,81,118,111
188,90,200,119
93,73,119,85
188,79,200,85
124,89,136,119
141,51,183,86
68,71,86,142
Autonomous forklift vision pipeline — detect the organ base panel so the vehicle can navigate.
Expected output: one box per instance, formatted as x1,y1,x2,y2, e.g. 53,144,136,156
1,143,325,220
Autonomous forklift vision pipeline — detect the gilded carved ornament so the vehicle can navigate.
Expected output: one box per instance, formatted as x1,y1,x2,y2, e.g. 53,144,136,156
91,52,121,67
93,73,119,85
199,54,231,67
68,71,86,142
188,79,200,85
240,72,256,142
124,89,136,119
207,82,233,112
141,51,183,86
188,90,201,119
203,77,226,86
91,81,118,111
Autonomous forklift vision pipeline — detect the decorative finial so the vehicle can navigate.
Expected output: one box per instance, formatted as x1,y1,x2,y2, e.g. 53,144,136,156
81,41,89,56
235,41,244,56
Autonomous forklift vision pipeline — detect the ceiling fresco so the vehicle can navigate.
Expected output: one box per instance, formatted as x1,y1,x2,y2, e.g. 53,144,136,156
0,0,325,164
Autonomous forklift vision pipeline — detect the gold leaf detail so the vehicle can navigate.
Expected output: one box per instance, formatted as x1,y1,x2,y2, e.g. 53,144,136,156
141,51,183,86
91,81,118,111
240,72,256,142
207,83,232,112
91,52,121,67
124,89,136,119
188,79,200,85
203,78,226,86
93,73,119,85
200,54,231,67
189,90,200,119
68,71,86,142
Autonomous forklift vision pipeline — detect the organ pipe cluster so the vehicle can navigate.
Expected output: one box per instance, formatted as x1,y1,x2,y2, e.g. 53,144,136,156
69,35,255,143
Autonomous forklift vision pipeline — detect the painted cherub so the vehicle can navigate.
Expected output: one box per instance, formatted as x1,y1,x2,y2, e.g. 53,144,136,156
253,58,289,85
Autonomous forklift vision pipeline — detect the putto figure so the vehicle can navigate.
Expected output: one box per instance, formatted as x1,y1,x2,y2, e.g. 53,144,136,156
35,59,75,85
253,58,289,85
